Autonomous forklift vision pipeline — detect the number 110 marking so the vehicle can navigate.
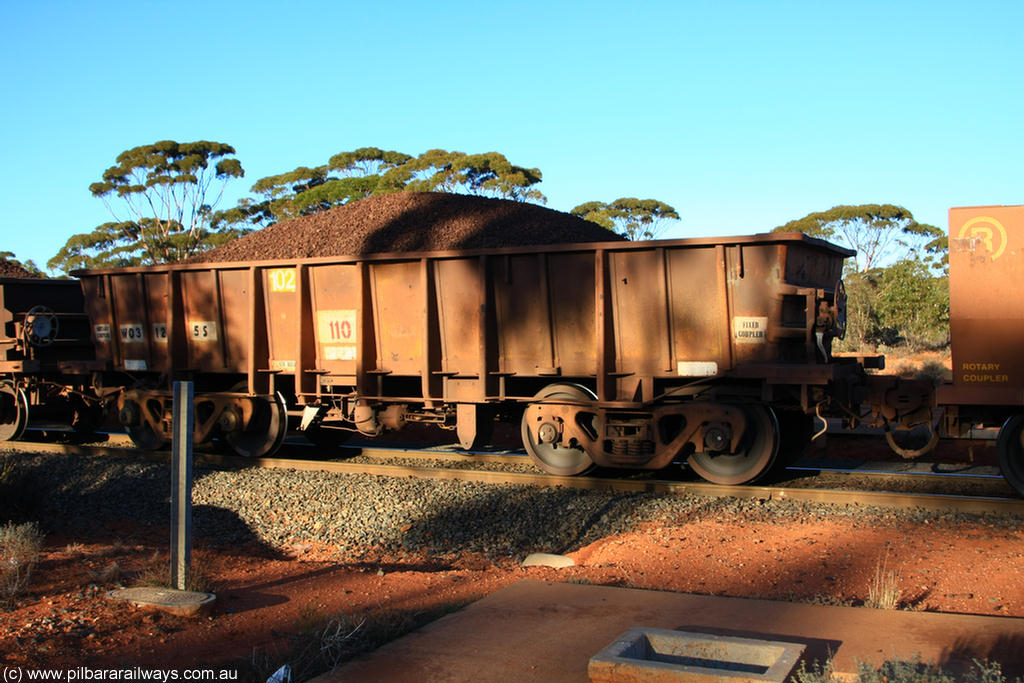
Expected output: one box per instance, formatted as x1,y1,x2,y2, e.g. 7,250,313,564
328,319,353,340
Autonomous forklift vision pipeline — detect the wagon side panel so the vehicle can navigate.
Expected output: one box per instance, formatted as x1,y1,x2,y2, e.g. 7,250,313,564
142,272,171,373
107,273,153,372
664,245,730,376
308,263,360,383
609,249,673,378
261,266,299,375
434,257,482,377
370,260,426,378
80,276,115,368
548,252,596,378
180,270,227,372
493,254,557,377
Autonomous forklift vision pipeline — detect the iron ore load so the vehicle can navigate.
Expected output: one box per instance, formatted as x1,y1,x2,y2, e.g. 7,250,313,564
1,194,1023,496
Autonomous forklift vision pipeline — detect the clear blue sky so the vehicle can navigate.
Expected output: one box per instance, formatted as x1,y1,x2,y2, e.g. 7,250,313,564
2,0,1021,272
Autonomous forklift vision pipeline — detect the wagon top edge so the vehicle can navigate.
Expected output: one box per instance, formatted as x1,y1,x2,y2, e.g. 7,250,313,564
70,231,855,277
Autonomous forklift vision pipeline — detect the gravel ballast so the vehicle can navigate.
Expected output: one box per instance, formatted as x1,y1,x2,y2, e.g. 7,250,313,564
5,451,1020,564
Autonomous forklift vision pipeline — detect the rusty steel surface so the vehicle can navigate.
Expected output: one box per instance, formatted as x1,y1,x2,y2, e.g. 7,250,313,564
946,205,1024,406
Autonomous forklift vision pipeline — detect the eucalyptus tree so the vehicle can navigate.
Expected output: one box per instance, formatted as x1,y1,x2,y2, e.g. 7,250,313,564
217,147,547,231
571,198,680,240
773,204,944,272
776,205,950,350
49,141,244,272
379,149,545,201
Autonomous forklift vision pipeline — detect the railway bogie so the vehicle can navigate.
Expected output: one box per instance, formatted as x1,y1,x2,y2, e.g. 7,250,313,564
113,383,288,457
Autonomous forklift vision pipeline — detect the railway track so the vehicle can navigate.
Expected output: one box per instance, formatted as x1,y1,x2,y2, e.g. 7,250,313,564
5,434,1023,517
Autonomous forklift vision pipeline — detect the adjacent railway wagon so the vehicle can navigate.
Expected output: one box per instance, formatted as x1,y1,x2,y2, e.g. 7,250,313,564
0,277,103,439
72,231,907,485
939,205,1024,492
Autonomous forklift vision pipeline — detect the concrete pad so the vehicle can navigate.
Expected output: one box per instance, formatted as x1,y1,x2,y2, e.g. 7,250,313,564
311,581,1024,683
107,587,216,617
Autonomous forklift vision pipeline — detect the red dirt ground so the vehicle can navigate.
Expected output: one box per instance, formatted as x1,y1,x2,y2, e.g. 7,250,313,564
5,351,1022,675
3,481,1022,674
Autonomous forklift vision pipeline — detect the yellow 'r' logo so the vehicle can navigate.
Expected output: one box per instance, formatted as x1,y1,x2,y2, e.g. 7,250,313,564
958,216,1007,259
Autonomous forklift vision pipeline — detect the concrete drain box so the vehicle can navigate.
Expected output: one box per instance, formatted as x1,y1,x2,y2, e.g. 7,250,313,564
589,627,806,683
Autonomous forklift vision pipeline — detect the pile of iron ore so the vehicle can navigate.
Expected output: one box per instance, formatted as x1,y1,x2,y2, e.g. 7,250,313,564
0,258,41,278
197,192,622,262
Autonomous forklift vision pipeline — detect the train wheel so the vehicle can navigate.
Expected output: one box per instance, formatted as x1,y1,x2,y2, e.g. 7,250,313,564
120,392,167,451
126,422,167,451
521,383,597,476
0,381,29,441
225,392,288,458
996,414,1024,497
688,404,779,485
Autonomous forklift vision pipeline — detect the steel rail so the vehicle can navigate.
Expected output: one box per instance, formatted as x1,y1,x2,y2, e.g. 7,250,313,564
340,446,1006,480
12,436,1000,479
4,440,1023,517
23,430,1003,476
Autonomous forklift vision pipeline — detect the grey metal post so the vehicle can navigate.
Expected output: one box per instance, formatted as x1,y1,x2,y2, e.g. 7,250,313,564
170,380,194,591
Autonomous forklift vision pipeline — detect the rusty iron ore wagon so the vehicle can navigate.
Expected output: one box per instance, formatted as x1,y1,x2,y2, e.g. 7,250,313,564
4,204,1024,495
71,230,928,486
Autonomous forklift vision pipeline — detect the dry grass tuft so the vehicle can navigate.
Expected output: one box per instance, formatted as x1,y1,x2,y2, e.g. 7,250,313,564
0,521,44,606
795,655,1012,682
243,600,472,683
64,542,86,558
133,551,214,593
866,553,902,610
90,561,123,584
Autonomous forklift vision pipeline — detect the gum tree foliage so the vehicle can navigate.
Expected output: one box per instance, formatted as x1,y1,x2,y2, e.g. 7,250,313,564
776,205,951,350
772,204,945,273
378,150,545,201
212,148,413,230
839,260,950,350
213,148,546,230
48,141,244,272
570,199,680,240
